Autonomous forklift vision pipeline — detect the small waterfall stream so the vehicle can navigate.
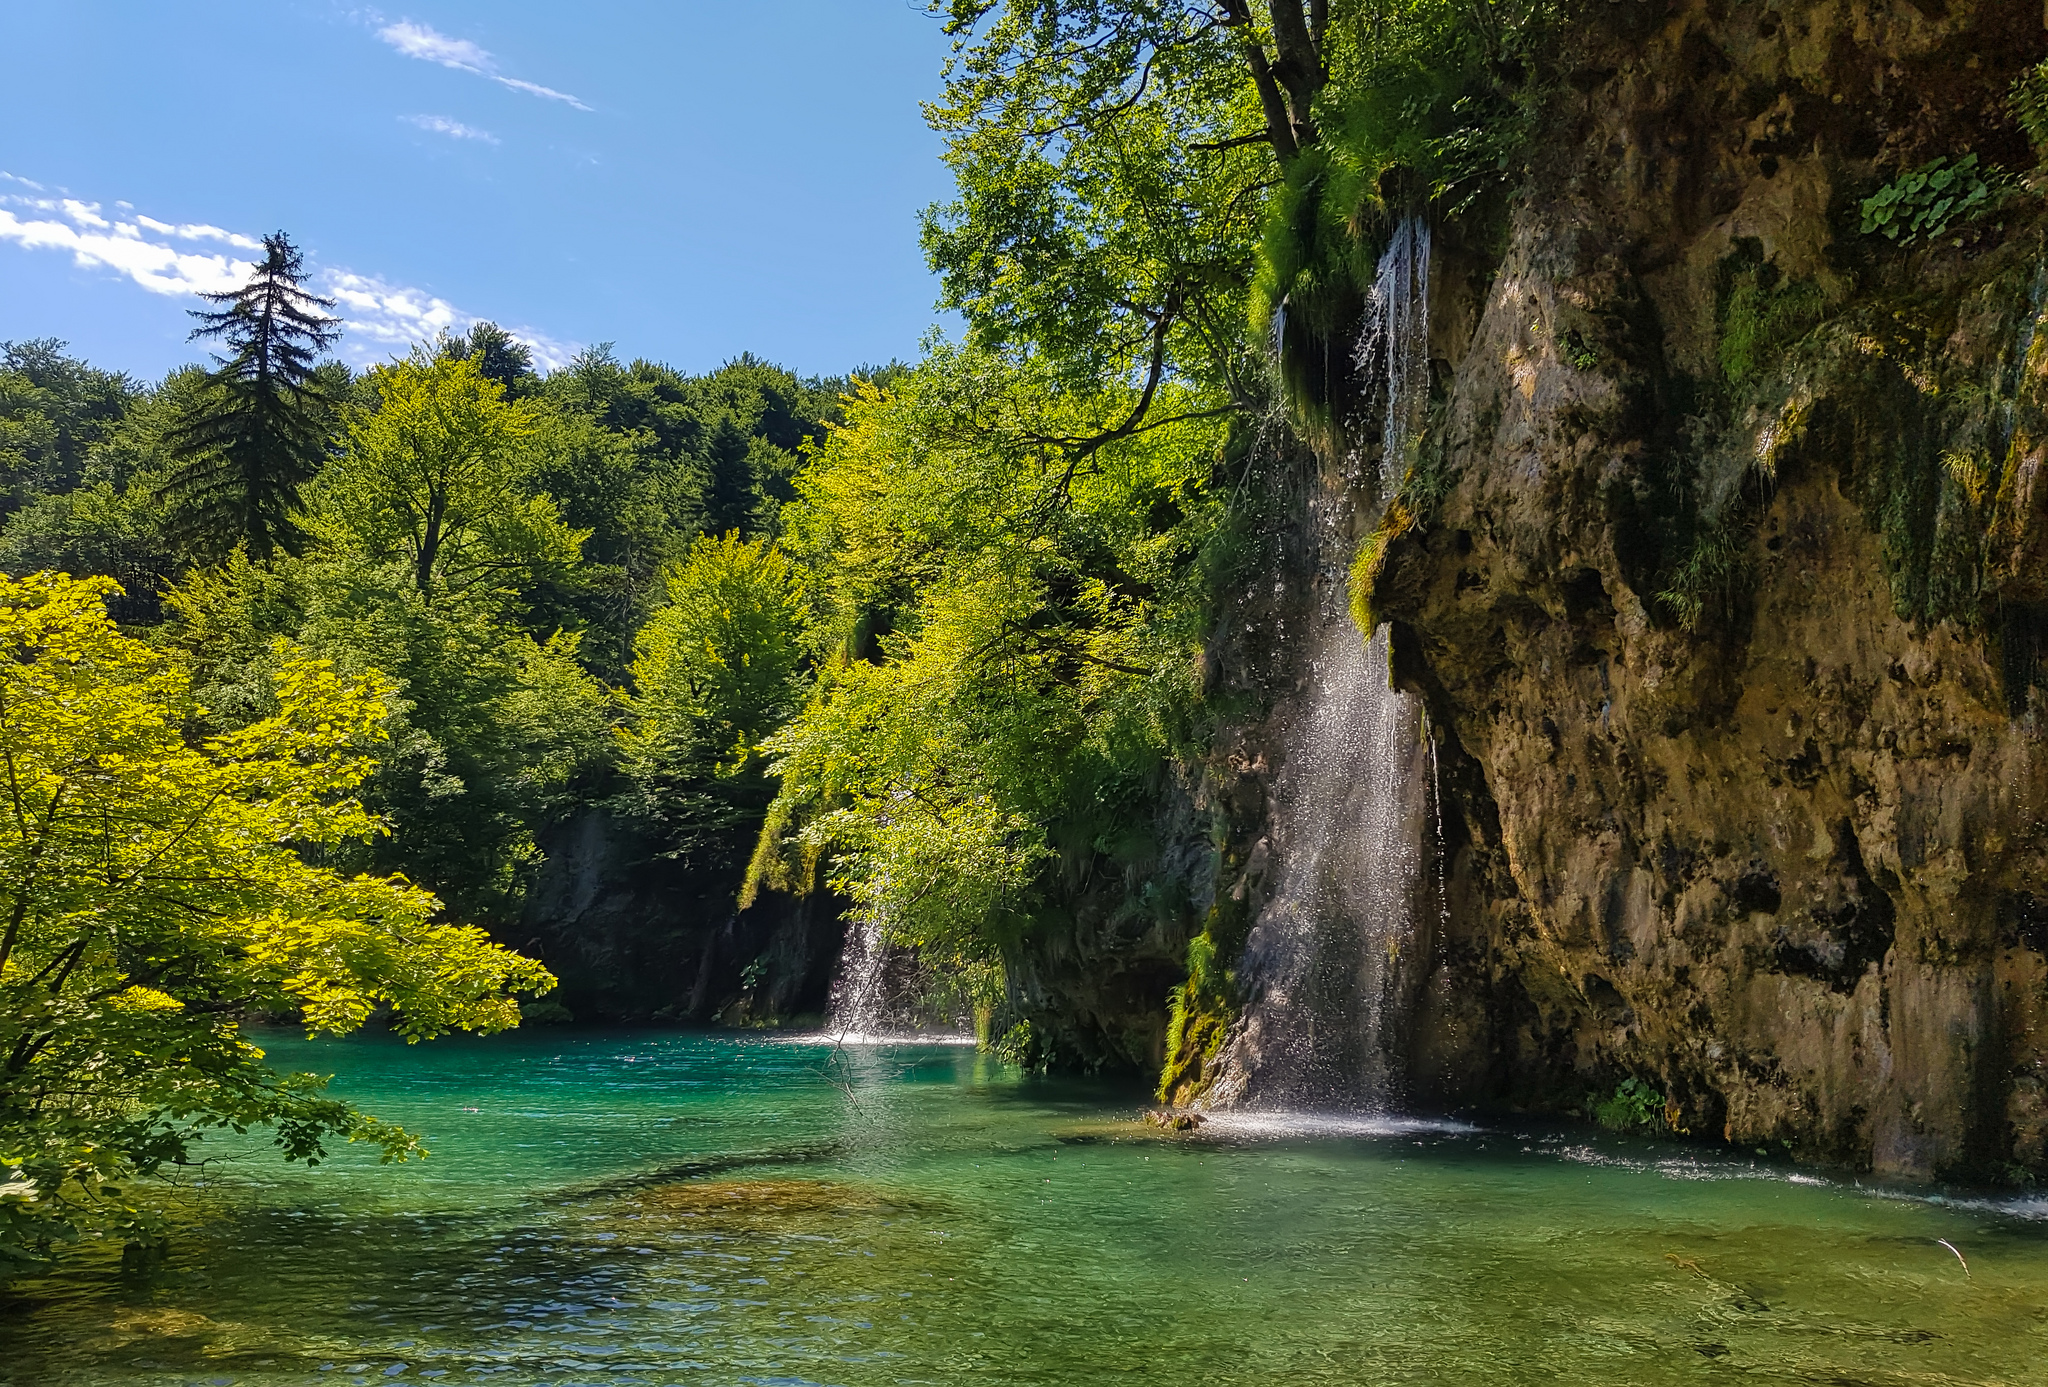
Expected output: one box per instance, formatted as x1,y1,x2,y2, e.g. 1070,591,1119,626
1208,212,1436,1112
824,910,975,1042
1355,215,1433,488
826,912,893,1041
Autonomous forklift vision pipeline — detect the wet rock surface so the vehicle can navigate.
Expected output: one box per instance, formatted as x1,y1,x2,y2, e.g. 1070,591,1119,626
1370,0,2048,1179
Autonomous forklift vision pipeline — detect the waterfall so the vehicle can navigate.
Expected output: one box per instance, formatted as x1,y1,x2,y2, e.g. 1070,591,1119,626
1206,611,1429,1111
1206,211,1435,1112
1354,215,1433,491
826,912,892,1041
824,910,975,1043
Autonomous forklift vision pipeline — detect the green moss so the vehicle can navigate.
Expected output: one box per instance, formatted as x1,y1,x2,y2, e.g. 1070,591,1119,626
1719,264,1828,390
1156,926,1236,1106
1715,238,1830,393
1348,499,1416,635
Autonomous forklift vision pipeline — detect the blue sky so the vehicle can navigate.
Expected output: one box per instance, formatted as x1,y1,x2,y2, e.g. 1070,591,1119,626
0,1,959,381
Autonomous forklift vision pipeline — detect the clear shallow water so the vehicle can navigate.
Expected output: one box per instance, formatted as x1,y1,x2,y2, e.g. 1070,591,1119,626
4,1030,2047,1386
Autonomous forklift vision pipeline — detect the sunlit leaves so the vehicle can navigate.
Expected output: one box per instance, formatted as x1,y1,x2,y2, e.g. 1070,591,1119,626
0,572,554,1265
757,350,1225,955
314,352,587,600
627,532,808,778
922,1,1274,400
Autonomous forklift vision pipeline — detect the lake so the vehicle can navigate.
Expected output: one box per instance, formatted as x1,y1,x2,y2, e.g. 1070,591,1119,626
3,1029,2044,1385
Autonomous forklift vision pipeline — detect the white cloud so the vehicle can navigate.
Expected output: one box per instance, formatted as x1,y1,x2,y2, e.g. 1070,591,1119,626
376,19,591,110
403,114,499,144
0,204,251,296
132,214,265,250
329,270,575,370
488,76,587,109
0,182,576,370
377,19,491,69
60,199,109,229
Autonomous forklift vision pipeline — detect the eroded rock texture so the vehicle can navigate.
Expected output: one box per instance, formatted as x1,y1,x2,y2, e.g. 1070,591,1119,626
1374,0,2048,1178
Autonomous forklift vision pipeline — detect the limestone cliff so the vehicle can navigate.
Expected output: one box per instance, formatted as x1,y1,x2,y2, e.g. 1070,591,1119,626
1368,0,2048,1180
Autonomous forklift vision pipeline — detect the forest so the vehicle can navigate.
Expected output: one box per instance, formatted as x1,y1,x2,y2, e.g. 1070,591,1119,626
12,0,2048,1285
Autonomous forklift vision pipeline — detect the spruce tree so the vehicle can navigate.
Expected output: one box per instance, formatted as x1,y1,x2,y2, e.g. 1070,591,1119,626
161,232,341,559
700,413,761,537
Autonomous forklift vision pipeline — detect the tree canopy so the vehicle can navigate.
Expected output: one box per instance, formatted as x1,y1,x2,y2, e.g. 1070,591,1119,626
0,571,552,1272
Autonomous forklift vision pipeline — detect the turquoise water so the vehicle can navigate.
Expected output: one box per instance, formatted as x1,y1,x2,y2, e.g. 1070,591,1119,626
4,1029,2047,1385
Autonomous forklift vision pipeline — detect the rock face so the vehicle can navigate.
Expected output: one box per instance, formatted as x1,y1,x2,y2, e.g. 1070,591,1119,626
1368,0,2048,1179
522,809,841,1025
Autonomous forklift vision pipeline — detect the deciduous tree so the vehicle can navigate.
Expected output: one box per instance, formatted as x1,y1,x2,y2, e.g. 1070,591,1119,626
0,572,553,1272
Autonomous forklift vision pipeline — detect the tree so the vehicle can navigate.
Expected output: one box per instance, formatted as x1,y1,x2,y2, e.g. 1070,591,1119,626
160,232,342,560
314,352,584,600
751,349,1226,956
628,532,808,777
924,1,1286,415
0,572,554,1272
617,534,807,867
0,340,140,520
442,321,540,399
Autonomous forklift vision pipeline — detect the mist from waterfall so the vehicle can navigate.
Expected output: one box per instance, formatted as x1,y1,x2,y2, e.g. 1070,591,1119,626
1206,211,1434,1112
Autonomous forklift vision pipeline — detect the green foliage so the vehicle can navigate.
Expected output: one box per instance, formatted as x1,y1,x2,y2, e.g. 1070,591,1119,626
160,233,342,560
1719,270,1827,391
1858,154,2004,245
0,340,140,519
922,0,1275,410
2010,61,2048,159
1250,1,1541,450
1655,518,1748,633
0,572,552,1271
617,534,809,871
627,533,808,778
1156,929,1233,1104
755,348,1229,970
441,321,540,399
316,352,586,600
1592,1077,1667,1133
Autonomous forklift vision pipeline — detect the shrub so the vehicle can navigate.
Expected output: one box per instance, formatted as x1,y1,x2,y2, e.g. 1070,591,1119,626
1859,154,2003,244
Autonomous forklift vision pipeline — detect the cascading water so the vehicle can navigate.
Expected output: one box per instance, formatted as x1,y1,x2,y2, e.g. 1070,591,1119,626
1206,611,1429,1110
1353,215,1433,488
824,909,975,1043
1206,212,1435,1112
826,912,893,1040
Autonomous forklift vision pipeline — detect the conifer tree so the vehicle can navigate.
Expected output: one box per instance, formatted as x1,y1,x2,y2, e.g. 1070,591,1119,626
701,413,762,537
161,232,341,559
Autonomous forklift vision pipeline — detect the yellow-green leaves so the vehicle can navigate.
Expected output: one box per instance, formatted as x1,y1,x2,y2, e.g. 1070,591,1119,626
627,532,807,779
0,572,554,1268
752,350,1226,957
314,352,587,599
